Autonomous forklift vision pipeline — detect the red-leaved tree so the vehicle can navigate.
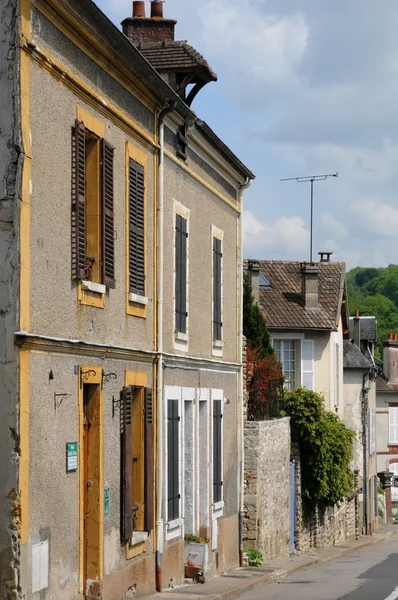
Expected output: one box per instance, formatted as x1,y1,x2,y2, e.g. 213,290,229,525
246,346,284,420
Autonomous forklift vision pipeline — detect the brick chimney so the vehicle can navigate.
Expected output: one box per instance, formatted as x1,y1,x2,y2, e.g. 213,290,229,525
384,334,398,383
247,261,260,306
122,1,177,47
301,263,319,309
352,310,361,348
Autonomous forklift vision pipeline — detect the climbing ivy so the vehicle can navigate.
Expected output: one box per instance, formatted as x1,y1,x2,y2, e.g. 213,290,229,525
283,388,355,510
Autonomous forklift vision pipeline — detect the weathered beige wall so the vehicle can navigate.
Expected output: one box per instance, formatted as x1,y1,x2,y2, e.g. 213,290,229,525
29,61,155,350
244,418,291,561
162,159,238,362
343,370,363,476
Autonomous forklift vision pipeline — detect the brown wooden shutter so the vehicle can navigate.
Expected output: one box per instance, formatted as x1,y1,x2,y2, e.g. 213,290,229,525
121,386,134,542
213,237,222,341
175,215,187,333
144,387,154,531
101,139,115,288
129,159,145,296
71,120,86,280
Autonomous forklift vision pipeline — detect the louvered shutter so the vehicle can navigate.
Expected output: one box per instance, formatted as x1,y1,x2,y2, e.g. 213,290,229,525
301,340,314,390
129,159,145,296
144,388,154,531
72,120,86,280
121,386,134,542
101,139,115,288
213,237,222,341
389,407,398,444
213,399,223,503
175,216,187,333
167,399,180,521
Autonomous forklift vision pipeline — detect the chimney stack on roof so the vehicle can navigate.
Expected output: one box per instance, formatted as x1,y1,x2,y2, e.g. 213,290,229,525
301,263,319,309
318,251,333,263
247,261,260,306
384,334,398,383
122,1,177,47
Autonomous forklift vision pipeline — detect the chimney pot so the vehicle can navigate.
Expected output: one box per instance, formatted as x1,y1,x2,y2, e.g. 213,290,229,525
354,310,359,318
151,0,164,18
247,261,260,306
132,1,146,17
389,333,394,340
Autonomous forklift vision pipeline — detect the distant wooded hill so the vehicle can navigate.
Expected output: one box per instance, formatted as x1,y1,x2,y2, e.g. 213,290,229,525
347,265,398,359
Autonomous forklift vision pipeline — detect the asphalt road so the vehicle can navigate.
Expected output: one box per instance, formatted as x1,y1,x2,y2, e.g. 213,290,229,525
235,536,398,600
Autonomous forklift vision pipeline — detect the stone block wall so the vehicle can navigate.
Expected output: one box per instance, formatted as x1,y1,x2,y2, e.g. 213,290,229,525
292,443,358,553
243,418,291,560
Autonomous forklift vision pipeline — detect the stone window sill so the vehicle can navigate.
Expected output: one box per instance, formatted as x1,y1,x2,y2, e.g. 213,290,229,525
129,292,149,306
81,280,106,294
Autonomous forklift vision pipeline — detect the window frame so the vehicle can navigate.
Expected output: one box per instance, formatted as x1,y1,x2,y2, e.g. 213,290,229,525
125,142,148,319
273,339,297,390
212,389,224,520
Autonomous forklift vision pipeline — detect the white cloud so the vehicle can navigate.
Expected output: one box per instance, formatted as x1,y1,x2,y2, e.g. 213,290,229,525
243,211,308,259
350,199,398,238
198,0,308,88
319,213,348,239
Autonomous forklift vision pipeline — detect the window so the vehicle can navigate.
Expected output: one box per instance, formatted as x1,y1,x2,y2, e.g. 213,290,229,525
213,236,222,343
72,118,115,289
389,407,398,444
213,391,223,507
175,213,188,335
120,385,154,544
301,340,314,391
167,397,180,523
274,340,296,390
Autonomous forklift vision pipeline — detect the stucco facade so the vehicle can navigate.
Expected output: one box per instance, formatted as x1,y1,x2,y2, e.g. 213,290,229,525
0,1,253,598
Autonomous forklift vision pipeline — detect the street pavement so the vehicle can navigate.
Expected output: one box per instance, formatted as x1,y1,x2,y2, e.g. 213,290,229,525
145,527,398,600
234,535,398,600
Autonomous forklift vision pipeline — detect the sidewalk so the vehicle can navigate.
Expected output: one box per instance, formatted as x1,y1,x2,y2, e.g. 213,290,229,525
145,526,397,600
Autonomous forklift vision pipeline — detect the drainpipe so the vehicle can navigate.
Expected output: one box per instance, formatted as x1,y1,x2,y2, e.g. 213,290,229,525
362,373,369,535
237,177,252,566
156,100,177,592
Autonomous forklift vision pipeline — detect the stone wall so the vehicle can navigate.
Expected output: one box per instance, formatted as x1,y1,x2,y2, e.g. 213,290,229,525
292,443,359,553
243,418,291,561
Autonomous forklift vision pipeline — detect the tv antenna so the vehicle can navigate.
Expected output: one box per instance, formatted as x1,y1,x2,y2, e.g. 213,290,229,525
280,173,338,263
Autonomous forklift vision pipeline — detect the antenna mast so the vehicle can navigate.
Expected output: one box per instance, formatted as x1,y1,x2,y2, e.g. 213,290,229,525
280,173,338,263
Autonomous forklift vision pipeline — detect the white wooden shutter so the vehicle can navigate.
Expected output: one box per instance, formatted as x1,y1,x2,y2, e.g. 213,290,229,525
389,407,398,444
301,340,314,390
391,463,398,501
334,342,340,408
369,408,376,455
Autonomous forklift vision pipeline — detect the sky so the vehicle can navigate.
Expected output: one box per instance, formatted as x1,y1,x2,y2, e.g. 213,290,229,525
95,0,398,270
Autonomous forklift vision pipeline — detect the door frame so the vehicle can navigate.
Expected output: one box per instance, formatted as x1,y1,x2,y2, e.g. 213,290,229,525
78,366,104,595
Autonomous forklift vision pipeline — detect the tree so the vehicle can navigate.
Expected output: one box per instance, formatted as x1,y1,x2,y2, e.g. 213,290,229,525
243,272,273,357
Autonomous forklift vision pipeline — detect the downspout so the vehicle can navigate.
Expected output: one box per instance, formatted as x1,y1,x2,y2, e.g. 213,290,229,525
156,100,177,592
362,372,369,535
237,177,252,566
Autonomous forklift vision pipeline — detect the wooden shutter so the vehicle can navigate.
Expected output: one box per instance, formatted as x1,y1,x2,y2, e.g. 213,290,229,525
175,215,187,333
101,139,115,288
334,342,340,407
144,387,154,531
121,386,134,542
213,399,223,504
167,399,180,521
389,407,398,444
129,158,145,296
71,120,86,280
301,340,314,390
213,237,222,341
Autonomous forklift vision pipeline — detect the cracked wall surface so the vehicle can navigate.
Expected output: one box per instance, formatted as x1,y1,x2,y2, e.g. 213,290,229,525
0,0,22,598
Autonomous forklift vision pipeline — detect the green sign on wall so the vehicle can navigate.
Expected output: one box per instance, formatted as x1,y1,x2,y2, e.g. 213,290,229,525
66,442,78,473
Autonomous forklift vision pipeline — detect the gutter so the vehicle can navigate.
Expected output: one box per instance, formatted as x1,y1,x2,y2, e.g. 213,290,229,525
236,178,253,566
155,100,177,593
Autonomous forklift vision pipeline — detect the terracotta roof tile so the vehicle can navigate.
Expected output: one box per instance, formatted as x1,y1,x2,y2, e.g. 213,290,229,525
140,41,217,81
250,260,345,330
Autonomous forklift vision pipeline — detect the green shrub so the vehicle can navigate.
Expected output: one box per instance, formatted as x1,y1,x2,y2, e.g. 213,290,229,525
244,546,263,567
283,388,355,510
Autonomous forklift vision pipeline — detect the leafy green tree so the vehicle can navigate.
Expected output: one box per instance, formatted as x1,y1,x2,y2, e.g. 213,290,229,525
243,272,273,357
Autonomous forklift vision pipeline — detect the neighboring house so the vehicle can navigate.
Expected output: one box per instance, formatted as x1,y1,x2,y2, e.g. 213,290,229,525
0,1,253,599
376,335,398,521
343,315,378,534
246,256,348,414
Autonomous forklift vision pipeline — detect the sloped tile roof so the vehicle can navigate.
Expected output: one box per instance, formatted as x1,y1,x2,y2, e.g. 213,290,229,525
252,261,345,330
343,340,373,369
140,41,217,81
376,377,398,392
